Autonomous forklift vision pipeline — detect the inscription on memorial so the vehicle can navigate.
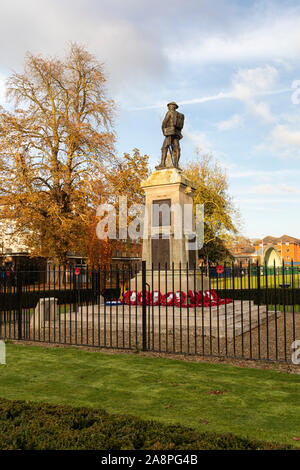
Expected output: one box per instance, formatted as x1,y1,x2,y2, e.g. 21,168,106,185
151,199,171,269
152,199,171,227
152,236,170,269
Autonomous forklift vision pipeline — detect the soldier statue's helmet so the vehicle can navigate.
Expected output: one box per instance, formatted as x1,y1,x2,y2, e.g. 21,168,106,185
167,101,179,109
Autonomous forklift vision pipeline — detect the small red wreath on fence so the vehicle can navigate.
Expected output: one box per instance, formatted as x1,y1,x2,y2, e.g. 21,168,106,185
74,268,81,276
216,265,224,274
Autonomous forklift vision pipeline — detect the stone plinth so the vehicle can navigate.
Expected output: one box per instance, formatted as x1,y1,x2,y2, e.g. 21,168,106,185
141,167,198,269
133,270,209,293
31,297,58,329
63,303,280,338
130,166,209,290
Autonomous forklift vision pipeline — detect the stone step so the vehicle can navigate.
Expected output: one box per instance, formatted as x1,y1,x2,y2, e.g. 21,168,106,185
202,310,281,337
210,307,268,326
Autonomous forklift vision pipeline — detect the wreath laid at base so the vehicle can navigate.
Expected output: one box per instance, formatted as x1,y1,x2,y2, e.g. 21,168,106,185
122,289,233,307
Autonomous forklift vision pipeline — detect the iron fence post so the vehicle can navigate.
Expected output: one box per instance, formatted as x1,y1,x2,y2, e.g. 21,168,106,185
0,260,297,363
256,261,261,303
142,260,147,351
17,270,22,340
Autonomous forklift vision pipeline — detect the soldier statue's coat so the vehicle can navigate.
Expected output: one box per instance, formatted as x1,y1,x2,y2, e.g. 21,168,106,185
159,102,184,169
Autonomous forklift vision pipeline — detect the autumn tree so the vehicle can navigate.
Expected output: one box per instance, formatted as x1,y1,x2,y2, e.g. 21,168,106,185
84,217,113,268
197,237,234,265
99,149,149,263
0,43,115,263
184,151,240,264
76,149,149,267
105,149,149,207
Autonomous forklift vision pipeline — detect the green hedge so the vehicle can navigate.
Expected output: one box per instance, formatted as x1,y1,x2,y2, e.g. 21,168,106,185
1,287,299,311
0,289,100,311
217,288,300,306
0,399,291,450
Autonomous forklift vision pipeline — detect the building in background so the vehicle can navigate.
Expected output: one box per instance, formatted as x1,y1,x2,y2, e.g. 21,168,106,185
230,234,300,266
0,214,141,275
0,217,42,269
254,235,300,265
229,238,259,266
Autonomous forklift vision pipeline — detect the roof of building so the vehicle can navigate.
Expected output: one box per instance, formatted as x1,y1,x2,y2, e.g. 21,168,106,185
238,245,255,254
233,253,258,259
255,235,300,245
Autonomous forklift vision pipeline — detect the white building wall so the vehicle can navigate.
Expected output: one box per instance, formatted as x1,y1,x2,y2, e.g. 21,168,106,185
0,219,29,254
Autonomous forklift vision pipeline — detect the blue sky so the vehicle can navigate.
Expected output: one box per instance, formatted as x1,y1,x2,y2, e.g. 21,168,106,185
1,0,300,239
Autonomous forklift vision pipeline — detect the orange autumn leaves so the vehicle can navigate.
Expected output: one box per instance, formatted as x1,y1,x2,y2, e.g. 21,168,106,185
0,44,149,265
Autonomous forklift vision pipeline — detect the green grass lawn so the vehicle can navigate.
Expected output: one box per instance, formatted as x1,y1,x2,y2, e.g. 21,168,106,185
267,305,300,313
211,273,300,289
0,343,299,447
21,304,73,314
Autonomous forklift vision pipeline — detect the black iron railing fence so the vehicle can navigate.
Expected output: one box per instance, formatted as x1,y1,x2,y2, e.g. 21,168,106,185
0,260,299,363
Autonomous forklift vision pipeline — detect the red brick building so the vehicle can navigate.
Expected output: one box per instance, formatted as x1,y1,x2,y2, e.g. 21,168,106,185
254,235,300,264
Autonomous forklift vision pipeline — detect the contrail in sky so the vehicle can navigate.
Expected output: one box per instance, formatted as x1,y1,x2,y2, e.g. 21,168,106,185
130,88,292,111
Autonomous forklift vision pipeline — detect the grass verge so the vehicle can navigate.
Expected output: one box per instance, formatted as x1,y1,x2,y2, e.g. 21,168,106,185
0,343,299,447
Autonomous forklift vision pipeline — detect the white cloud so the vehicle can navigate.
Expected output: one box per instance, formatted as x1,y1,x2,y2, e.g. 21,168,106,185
230,65,279,123
272,124,300,147
0,75,6,106
0,0,168,102
167,15,300,64
247,183,300,195
216,114,243,131
232,66,279,99
133,64,287,122
239,197,300,205
249,101,275,123
229,168,300,179
258,124,300,160
183,122,212,153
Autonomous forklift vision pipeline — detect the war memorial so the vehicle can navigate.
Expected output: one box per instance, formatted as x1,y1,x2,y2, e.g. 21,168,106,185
22,103,282,357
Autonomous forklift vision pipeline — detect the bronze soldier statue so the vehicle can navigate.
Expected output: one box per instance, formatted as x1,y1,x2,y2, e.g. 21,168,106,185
157,102,184,169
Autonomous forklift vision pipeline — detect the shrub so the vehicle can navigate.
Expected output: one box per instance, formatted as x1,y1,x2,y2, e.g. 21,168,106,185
216,288,300,306
0,399,292,450
0,289,99,311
